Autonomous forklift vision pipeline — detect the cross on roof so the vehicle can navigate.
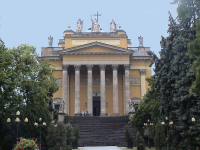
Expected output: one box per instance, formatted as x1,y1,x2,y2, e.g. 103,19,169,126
93,11,101,22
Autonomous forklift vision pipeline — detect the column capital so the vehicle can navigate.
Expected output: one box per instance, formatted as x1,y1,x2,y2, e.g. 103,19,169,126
124,64,131,70
62,65,68,70
86,65,93,71
99,64,106,71
112,64,119,70
74,65,81,71
140,69,146,75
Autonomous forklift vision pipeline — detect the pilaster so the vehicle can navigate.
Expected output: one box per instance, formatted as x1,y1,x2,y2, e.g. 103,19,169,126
112,64,119,115
74,65,81,115
124,64,131,115
100,64,106,116
140,69,146,100
62,65,69,115
87,65,93,115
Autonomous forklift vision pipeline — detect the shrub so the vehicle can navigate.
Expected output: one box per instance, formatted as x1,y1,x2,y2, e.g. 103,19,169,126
136,132,145,150
124,125,133,142
74,126,80,142
65,122,75,145
14,137,38,150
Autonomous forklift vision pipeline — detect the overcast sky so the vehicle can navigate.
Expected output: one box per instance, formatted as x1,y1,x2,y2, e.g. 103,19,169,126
0,0,177,63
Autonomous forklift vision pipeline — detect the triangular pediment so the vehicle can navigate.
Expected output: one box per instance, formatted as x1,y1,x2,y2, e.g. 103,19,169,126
59,42,133,55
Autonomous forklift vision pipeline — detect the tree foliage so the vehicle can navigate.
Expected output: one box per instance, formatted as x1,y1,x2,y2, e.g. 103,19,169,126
0,42,59,149
154,121,166,150
188,20,200,96
65,122,75,145
150,0,200,149
47,123,67,150
124,125,133,142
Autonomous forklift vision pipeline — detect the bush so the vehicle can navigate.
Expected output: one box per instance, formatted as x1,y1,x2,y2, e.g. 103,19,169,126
136,132,145,150
65,145,72,150
154,121,166,150
65,122,75,145
14,137,38,150
124,125,133,142
74,126,80,142
46,123,67,150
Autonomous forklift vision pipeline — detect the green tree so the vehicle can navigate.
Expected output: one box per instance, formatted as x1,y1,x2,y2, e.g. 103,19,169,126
136,132,145,150
124,125,133,143
188,20,200,96
129,76,159,134
65,122,75,145
0,43,59,149
154,121,166,150
151,0,200,148
46,123,56,149
73,126,80,142
49,123,67,150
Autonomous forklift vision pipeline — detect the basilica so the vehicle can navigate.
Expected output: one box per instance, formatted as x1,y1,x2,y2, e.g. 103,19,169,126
40,16,151,120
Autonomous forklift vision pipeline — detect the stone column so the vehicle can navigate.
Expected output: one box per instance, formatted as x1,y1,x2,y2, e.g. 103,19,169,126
62,65,69,115
100,64,106,116
140,69,146,100
87,65,93,115
74,65,81,115
124,64,131,115
112,64,119,115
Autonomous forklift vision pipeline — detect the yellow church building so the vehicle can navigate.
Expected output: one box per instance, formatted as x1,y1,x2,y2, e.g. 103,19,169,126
40,17,151,119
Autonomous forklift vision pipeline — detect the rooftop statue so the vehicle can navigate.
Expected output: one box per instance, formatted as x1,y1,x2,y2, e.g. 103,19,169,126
138,36,143,47
48,35,53,47
110,19,116,32
76,18,84,32
91,15,100,32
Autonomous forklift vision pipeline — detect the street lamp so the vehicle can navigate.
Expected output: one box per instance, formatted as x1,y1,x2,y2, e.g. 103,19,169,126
144,119,153,148
161,117,173,150
7,111,28,144
34,118,46,150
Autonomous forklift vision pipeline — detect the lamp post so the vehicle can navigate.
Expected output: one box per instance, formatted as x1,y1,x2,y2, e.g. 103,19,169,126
34,118,46,150
144,119,153,148
161,117,173,150
7,111,28,144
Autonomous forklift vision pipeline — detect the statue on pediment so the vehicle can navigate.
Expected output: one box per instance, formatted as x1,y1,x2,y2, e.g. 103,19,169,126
76,18,84,32
48,35,53,47
138,36,143,47
110,19,116,32
91,15,100,32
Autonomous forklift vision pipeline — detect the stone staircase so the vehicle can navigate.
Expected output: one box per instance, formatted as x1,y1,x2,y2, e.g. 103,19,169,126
64,116,135,147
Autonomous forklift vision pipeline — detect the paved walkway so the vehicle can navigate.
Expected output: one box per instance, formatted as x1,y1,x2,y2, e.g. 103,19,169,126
83,146,122,150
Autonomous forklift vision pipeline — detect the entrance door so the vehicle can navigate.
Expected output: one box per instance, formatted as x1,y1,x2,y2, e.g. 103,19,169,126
93,97,100,116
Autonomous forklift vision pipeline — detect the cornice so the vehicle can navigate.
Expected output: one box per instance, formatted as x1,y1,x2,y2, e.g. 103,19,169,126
39,56,61,61
131,56,152,60
60,52,133,56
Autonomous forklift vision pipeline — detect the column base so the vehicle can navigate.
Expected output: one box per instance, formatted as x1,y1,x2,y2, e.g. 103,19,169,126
74,113,81,116
113,113,119,116
100,113,107,117
58,113,65,123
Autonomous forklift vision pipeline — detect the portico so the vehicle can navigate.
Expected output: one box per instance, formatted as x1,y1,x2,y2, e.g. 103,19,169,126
59,42,133,116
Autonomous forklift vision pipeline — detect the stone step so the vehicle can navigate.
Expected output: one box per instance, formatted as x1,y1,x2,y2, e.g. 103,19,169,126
63,116,135,147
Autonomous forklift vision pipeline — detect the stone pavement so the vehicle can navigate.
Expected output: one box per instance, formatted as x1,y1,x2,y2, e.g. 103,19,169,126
82,146,122,150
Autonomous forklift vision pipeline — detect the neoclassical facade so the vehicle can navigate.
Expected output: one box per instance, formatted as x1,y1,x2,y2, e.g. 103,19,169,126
41,25,151,117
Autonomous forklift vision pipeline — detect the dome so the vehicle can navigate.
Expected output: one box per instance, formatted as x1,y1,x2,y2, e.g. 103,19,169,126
63,26,74,33
116,26,125,32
